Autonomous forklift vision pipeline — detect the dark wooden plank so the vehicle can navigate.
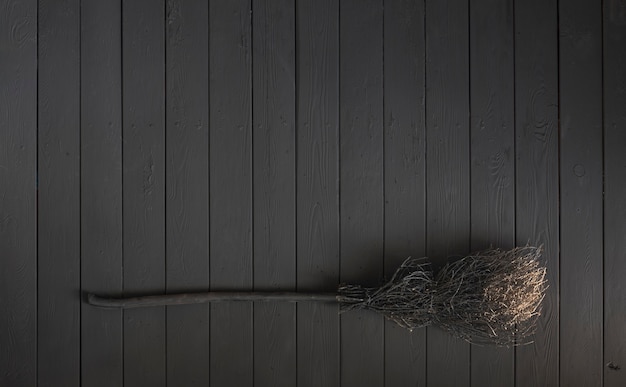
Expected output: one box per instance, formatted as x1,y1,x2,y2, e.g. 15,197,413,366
165,0,210,385
0,0,37,385
425,0,471,385
80,1,124,385
559,0,603,385
209,1,253,386
468,0,515,385
514,0,559,385
252,1,297,386
604,0,626,384
383,0,427,385
37,0,80,385
122,0,166,385
296,0,340,386
339,0,384,386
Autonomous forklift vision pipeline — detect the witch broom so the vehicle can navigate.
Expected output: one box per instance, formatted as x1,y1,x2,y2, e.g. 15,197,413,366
88,245,547,346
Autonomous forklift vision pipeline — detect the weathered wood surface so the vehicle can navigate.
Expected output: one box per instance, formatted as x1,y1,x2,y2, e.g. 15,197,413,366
1,0,619,385
559,0,603,385
604,0,626,385
425,0,471,385
469,0,515,385
165,0,210,385
384,0,427,386
38,0,80,385
1,0,37,385
209,1,254,386
515,0,560,385
122,0,166,385
296,1,341,386
80,1,124,386
252,1,297,386
339,1,385,386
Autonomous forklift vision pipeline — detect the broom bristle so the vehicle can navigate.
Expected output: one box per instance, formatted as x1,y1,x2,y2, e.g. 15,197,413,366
337,246,547,346
338,257,436,330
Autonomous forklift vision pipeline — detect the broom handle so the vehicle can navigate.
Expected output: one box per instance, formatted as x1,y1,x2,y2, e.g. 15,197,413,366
88,291,339,309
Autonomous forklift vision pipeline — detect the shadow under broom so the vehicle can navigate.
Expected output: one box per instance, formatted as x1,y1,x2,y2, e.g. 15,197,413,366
88,245,547,346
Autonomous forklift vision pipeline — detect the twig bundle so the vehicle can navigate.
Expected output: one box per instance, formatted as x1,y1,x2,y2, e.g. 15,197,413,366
88,246,547,346
337,246,547,346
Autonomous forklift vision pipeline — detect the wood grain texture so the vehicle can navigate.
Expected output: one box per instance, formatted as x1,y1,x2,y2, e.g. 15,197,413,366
209,1,253,386
469,0,515,385
296,0,340,386
425,0,471,385
165,0,210,385
514,0,559,385
0,0,37,385
37,0,80,385
122,0,166,385
604,0,626,384
339,0,384,386
383,0,427,385
80,1,124,386
5,1,621,385
559,0,603,385
252,1,297,386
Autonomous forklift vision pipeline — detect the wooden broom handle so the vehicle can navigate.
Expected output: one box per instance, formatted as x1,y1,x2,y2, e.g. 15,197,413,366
88,291,339,309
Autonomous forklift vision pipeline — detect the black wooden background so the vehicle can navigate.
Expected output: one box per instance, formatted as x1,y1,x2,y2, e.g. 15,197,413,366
1,0,624,386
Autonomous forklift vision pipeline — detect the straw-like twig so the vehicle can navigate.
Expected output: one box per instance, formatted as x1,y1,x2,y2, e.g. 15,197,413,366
338,246,547,346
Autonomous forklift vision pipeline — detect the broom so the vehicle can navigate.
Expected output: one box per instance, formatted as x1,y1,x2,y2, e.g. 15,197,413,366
88,245,547,346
